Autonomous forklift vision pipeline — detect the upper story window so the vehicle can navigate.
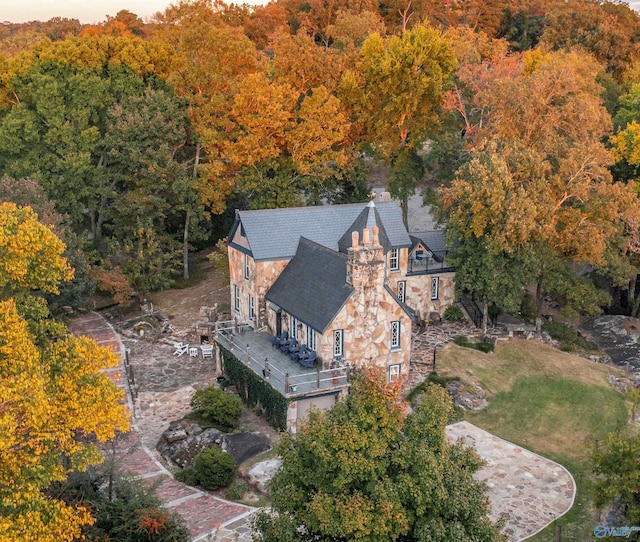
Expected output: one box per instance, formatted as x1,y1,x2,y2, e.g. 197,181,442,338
390,321,400,350
431,277,439,300
333,329,344,358
397,281,406,303
244,253,250,280
234,284,240,312
389,248,399,271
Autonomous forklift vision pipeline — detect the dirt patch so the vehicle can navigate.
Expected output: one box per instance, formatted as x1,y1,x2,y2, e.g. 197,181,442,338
147,253,230,327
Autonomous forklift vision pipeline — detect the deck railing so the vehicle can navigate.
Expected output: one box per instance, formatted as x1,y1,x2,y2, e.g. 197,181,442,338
213,320,349,397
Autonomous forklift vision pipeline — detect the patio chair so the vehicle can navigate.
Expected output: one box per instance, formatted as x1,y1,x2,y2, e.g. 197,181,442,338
173,342,189,356
269,331,287,348
280,336,296,353
299,350,316,369
291,344,307,360
284,338,299,354
201,344,214,358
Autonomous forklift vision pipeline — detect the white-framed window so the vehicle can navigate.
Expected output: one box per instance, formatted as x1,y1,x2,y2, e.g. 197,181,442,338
244,253,250,280
249,295,255,320
290,315,299,339
234,284,240,312
389,248,399,271
397,281,406,303
333,329,344,358
307,325,316,351
431,277,439,300
390,321,400,350
388,364,401,383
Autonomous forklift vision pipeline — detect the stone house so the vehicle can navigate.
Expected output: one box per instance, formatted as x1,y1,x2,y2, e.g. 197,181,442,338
227,198,455,382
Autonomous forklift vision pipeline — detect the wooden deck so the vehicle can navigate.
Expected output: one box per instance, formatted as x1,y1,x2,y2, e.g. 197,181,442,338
214,326,349,398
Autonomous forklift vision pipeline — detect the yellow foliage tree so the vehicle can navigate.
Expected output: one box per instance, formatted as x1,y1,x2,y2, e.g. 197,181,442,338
0,203,129,541
0,202,73,298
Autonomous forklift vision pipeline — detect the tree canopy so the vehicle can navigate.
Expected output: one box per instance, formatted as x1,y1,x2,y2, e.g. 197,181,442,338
254,368,504,542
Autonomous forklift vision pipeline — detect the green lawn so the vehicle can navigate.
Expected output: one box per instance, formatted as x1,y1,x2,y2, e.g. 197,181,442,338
436,340,628,541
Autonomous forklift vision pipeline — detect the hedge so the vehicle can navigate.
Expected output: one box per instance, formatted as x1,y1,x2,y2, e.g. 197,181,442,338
219,345,289,431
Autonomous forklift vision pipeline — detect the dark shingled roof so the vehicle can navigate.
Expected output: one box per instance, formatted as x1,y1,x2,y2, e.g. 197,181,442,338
265,238,354,333
337,201,391,253
237,201,410,262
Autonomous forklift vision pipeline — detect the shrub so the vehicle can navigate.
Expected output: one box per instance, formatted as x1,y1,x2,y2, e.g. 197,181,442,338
443,305,465,322
226,481,249,501
191,386,242,430
193,447,237,490
542,322,597,351
453,335,494,353
174,467,198,486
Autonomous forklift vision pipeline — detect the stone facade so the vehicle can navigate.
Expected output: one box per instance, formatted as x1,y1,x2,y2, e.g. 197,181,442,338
267,228,412,381
406,271,455,318
228,245,287,328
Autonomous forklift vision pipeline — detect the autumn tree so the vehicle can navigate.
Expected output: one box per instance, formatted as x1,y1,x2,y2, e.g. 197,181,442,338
153,0,264,213
223,72,353,208
0,177,95,313
0,202,129,541
440,51,640,327
243,2,290,49
254,368,504,542
340,23,456,224
540,0,640,79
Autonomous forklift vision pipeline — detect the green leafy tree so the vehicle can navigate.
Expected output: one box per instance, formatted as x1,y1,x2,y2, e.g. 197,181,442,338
592,430,640,525
254,368,504,542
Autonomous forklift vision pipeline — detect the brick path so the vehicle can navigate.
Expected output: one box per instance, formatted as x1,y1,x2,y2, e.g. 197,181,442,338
70,312,254,541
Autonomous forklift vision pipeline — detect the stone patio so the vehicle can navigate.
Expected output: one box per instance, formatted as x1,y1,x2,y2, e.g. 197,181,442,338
446,421,576,541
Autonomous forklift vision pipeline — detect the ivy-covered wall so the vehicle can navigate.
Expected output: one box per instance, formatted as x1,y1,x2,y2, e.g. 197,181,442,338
219,345,289,431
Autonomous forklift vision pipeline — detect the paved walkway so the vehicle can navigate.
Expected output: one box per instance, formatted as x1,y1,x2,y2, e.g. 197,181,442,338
70,312,254,541
446,422,576,541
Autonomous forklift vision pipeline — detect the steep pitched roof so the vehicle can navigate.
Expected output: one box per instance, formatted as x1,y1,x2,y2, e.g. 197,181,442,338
265,238,354,333
236,201,410,262
337,200,391,253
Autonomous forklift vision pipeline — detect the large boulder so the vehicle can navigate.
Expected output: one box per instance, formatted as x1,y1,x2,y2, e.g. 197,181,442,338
157,420,223,468
221,432,272,465
156,419,272,468
245,458,283,494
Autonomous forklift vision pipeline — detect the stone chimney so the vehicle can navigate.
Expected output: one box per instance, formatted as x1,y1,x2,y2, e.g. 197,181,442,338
346,224,384,300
